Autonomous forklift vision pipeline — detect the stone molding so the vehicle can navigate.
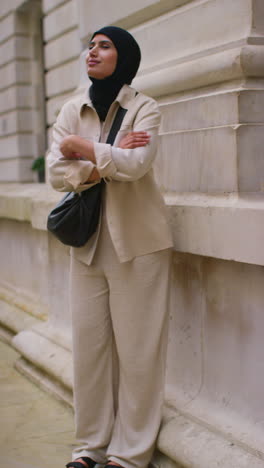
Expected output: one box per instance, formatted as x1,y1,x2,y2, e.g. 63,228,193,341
133,44,264,98
154,407,264,468
0,184,263,266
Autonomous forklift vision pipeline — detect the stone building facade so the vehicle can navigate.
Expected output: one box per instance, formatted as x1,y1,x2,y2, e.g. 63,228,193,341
1,0,264,467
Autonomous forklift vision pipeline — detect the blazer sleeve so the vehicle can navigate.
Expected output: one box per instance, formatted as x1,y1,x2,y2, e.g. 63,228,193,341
93,98,161,182
47,101,96,192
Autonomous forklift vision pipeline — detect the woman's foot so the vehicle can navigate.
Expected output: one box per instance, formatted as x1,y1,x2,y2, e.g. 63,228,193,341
75,460,90,468
66,456,97,468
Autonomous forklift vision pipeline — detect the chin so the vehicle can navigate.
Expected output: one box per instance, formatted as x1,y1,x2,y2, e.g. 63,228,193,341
88,71,103,79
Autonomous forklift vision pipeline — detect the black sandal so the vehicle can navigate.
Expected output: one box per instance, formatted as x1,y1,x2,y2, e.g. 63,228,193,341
66,457,97,468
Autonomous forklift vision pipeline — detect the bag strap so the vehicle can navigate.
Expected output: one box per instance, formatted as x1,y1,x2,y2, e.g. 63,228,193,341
106,106,127,145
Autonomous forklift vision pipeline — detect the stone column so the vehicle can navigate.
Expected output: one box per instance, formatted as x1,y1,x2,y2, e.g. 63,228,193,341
0,0,46,182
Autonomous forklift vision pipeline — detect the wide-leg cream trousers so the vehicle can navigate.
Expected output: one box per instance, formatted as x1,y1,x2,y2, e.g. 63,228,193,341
70,213,171,468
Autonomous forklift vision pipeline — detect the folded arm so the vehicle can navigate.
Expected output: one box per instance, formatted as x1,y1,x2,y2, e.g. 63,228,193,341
47,102,98,192
48,97,160,190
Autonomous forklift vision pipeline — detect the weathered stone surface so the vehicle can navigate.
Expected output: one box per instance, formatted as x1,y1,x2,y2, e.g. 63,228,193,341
0,85,33,113
42,0,67,14
0,158,34,182
2,60,31,89
44,28,80,70
0,134,34,158
45,58,79,97
166,192,264,266
78,0,190,39
0,36,32,67
156,408,264,468
158,126,238,192
43,0,78,42
13,330,73,389
165,252,264,461
46,91,74,125
0,110,33,135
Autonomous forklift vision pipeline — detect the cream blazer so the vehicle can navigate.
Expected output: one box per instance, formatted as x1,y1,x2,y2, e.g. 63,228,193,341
47,84,173,264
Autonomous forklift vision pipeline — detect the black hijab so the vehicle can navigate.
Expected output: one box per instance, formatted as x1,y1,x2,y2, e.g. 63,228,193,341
89,26,141,121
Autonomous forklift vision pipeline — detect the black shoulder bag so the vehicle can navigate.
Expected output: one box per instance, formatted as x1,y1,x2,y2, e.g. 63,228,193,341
47,106,127,247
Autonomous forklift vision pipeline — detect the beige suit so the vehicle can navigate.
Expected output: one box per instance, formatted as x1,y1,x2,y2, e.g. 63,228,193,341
47,84,173,263
47,84,173,468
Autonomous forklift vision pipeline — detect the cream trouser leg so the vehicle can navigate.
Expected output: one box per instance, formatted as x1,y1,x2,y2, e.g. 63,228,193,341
70,221,171,468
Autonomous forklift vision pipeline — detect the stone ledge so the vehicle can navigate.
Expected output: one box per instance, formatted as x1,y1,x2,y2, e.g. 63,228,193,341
155,408,264,468
0,280,49,320
12,329,73,390
0,299,39,335
133,45,264,98
0,183,61,230
1,184,264,265
166,192,264,266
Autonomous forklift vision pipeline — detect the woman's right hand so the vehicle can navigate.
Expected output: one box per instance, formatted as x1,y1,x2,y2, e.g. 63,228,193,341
118,131,150,149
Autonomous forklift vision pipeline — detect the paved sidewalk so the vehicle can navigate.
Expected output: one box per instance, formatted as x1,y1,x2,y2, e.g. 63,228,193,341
0,338,76,468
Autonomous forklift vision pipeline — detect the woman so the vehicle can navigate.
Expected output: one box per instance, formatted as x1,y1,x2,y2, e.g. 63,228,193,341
48,26,173,468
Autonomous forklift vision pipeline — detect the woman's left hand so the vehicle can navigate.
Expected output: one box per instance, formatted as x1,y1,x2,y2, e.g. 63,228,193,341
119,131,150,149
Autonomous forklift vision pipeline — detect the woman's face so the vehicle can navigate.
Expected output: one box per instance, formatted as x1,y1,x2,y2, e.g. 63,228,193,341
86,34,118,79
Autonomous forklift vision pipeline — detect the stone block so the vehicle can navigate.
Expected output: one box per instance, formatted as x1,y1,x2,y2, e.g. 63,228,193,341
0,110,33,136
0,14,15,42
2,61,31,90
133,0,251,74
42,0,65,15
13,330,73,389
0,1,13,17
157,407,264,468
0,134,34,158
166,251,264,458
157,126,237,192
0,36,32,67
165,192,264,266
0,10,29,43
239,90,264,123
45,59,79,98
237,124,264,191
0,216,50,310
43,0,78,42
0,158,34,182
0,85,33,113
44,29,80,70
159,89,264,132
252,0,264,35
159,92,239,133
46,92,74,126
42,0,67,14
78,0,190,40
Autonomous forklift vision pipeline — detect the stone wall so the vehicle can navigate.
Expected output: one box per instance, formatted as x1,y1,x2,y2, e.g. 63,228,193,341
1,1,264,467
0,0,46,181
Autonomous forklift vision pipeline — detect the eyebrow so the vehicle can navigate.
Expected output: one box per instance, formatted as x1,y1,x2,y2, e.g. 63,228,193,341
89,40,113,46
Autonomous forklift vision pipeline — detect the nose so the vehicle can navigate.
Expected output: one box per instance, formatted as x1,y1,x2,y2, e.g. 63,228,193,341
86,48,95,64
89,45,98,57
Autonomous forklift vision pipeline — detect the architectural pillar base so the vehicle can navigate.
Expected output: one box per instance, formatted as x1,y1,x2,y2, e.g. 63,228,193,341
153,408,264,468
